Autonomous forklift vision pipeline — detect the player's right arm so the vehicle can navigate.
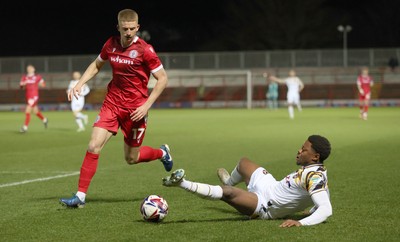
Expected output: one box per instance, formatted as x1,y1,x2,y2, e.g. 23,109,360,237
269,75,285,84
356,78,364,95
20,76,26,89
68,58,104,101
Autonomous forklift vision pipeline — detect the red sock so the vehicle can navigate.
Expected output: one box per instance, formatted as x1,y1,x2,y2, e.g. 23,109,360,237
36,112,45,120
24,113,31,126
364,105,369,113
78,151,99,193
137,146,163,163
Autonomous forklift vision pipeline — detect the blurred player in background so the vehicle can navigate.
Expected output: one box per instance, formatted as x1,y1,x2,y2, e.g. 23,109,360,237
264,72,279,110
269,70,304,119
19,64,48,133
60,9,173,208
357,67,374,120
67,71,90,132
163,135,332,227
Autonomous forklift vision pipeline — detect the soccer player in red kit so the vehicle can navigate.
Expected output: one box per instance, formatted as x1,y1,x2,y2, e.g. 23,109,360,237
60,9,173,208
357,67,374,120
19,64,48,133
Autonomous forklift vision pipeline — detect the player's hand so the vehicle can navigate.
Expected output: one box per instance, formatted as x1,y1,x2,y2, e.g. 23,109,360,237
359,89,364,95
130,104,150,122
68,84,82,101
279,219,302,228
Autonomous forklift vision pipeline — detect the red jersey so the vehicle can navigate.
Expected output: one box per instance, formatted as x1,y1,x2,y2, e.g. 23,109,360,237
357,75,373,93
98,36,163,109
20,74,44,99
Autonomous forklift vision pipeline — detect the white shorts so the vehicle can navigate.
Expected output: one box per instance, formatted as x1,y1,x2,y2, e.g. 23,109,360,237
247,167,278,219
287,91,300,104
71,97,85,112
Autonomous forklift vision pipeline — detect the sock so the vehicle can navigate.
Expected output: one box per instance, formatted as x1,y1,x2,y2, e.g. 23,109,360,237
364,105,369,113
78,151,99,193
288,106,294,119
180,179,223,199
24,113,31,126
76,112,84,119
227,165,243,186
297,104,302,112
75,118,84,129
76,191,86,202
137,146,163,163
36,112,45,120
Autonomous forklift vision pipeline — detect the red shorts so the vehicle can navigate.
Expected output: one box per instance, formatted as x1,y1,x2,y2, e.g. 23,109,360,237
359,91,371,101
93,102,148,147
26,96,39,107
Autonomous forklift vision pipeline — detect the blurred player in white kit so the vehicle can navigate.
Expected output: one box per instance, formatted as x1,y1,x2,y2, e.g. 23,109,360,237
270,70,304,119
67,71,90,132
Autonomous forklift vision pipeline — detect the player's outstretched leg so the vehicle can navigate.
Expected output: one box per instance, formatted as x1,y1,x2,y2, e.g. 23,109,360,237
59,193,85,208
163,169,223,199
162,168,185,186
160,144,173,172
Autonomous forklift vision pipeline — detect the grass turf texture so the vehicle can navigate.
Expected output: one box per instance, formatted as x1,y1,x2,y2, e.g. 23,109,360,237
0,107,399,241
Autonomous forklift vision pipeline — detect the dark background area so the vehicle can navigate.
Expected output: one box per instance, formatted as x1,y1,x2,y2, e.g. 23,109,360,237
1,0,399,57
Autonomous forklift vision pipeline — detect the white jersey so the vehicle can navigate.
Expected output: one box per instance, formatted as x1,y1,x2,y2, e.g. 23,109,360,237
284,77,303,104
68,80,90,111
267,164,329,219
285,77,302,94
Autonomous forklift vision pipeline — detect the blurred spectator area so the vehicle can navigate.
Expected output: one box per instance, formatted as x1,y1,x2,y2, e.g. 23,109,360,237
0,67,399,106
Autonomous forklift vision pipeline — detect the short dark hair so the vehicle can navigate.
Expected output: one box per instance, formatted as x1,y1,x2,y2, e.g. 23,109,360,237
308,135,331,163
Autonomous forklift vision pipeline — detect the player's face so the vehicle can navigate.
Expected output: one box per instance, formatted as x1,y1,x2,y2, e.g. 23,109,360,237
26,65,35,74
72,72,81,80
118,21,140,47
296,140,319,166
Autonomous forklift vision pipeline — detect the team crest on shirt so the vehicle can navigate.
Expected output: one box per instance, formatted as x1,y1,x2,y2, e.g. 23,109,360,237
129,50,138,59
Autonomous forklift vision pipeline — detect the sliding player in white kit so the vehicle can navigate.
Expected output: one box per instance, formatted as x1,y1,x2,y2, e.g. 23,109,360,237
163,135,332,227
270,70,304,119
67,71,90,132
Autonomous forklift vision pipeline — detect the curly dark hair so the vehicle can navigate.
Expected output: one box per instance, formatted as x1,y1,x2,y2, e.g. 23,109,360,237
308,135,331,163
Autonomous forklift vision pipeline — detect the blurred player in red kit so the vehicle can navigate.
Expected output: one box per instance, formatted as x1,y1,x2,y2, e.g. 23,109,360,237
19,64,48,133
357,67,374,120
60,9,173,208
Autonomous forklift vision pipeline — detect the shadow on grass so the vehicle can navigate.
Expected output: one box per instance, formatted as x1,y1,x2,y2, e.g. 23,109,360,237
134,216,248,224
38,195,143,209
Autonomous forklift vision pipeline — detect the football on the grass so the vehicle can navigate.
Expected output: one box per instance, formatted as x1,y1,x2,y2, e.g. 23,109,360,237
140,195,168,222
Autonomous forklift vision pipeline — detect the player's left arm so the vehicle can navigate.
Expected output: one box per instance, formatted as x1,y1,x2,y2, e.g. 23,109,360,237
130,68,168,122
298,78,304,92
298,191,332,226
280,191,332,228
39,78,46,88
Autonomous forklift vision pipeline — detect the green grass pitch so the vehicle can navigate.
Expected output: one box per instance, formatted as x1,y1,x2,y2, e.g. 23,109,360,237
1,107,399,241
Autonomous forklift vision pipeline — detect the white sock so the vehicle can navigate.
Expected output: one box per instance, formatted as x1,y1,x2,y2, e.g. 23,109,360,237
179,179,223,199
75,118,84,129
76,191,86,202
297,104,302,112
161,149,166,157
76,112,84,119
227,165,242,186
288,106,294,119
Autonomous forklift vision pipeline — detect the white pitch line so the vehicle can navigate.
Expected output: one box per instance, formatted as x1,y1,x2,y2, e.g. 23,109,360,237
0,171,80,188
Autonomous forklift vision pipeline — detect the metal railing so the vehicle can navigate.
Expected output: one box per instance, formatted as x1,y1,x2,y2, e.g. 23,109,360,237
0,48,399,74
